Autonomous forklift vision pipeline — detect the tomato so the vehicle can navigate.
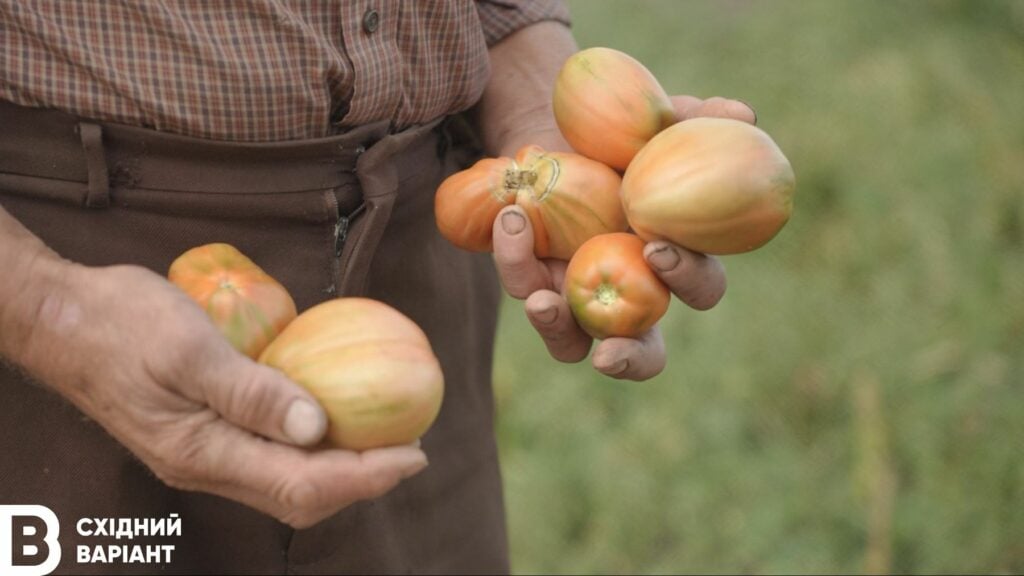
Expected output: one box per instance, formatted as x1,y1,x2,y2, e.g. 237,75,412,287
434,156,511,254
168,243,296,359
258,298,444,451
434,144,627,261
622,117,796,255
563,233,670,340
553,47,677,171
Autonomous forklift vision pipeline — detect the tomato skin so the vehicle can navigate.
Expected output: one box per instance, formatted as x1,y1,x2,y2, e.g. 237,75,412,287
433,156,513,253
622,117,796,255
168,243,297,359
563,233,670,340
553,47,676,171
513,145,628,260
258,298,444,451
434,145,626,261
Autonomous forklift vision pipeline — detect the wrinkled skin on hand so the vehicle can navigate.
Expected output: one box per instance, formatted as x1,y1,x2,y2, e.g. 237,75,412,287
490,98,746,380
11,262,427,528
476,24,752,380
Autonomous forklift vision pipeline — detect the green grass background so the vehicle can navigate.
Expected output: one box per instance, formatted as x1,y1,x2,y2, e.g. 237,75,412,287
491,1,1024,573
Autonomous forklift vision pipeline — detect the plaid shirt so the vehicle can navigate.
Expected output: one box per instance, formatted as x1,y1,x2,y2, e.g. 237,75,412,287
0,1,569,142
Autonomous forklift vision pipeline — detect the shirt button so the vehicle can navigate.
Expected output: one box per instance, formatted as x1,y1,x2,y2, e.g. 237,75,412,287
362,9,379,33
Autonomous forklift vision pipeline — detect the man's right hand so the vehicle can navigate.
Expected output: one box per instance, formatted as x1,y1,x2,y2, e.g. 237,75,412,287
1,243,427,529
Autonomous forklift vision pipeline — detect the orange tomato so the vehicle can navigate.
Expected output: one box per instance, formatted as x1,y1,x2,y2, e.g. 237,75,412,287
563,233,670,340
622,117,796,255
168,243,296,359
434,145,626,261
553,47,677,171
259,298,444,451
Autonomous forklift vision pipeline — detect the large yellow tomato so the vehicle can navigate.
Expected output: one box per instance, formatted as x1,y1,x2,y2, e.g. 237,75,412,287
434,144,626,261
259,298,444,451
168,243,296,359
553,47,677,171
622,117,796,255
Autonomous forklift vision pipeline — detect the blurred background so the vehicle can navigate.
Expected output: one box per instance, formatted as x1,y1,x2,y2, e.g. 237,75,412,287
491,1,1024,573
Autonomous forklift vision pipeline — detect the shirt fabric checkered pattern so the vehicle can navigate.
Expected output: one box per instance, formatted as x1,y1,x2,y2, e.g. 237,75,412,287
0,0,570,142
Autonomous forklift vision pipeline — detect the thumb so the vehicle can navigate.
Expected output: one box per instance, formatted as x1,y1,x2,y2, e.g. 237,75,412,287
493,205,551,299
182,343,328,446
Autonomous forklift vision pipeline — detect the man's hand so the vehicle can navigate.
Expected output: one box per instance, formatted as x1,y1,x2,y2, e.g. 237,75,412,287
492,201,727,381
478,23,756,380
491,93,753,380
4,254,426,528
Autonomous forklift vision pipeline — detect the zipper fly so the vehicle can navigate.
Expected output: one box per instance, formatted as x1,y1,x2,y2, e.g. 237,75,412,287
334,203,365,257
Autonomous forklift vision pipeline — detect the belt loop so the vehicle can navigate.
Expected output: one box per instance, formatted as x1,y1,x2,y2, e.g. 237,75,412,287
77,122,110,208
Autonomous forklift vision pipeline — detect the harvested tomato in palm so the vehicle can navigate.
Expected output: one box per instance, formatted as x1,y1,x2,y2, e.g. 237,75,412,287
622,117,796,255
563,233,670,340
168,243,296,359
259,298,444,451
553,47,677,171
434,144,626,261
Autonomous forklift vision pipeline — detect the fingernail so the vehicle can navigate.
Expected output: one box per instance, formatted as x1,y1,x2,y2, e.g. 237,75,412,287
404,456,429,478
284,399,326,446
736,98,758,125
600,358,629,376
501,210,526,235
646,244,680,272
533,305,558,325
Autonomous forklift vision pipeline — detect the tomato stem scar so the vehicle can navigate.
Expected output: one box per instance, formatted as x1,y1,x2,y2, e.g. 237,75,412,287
594,283,618,305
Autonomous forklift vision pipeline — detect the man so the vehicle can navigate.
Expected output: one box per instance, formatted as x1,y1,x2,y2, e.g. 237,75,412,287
0,1,753,573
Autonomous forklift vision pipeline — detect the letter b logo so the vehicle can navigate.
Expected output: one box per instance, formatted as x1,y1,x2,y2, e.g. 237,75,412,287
1,505,61,576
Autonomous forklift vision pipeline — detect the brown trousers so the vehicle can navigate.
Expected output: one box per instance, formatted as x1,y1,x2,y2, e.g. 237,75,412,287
0,101,507,575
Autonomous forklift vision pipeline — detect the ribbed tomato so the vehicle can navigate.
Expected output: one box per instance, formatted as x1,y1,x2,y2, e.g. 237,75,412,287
434,144,626,261
622,117,796,255
168,243,296,359
553,47,676,171
258,298,444,451
563,233,670,340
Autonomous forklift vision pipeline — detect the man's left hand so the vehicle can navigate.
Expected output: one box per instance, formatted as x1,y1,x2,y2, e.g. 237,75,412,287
490,95,752,380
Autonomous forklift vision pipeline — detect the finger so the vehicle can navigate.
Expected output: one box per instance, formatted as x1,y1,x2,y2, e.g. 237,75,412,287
592,327,667,381
644,242,726,311
542,258,569,296
161,419,427,528
696,96,756,124
671,95,757,125
525,290,592,363
240,439,428,528
174,341,328,447
669,95,704,121
492,205,554,298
